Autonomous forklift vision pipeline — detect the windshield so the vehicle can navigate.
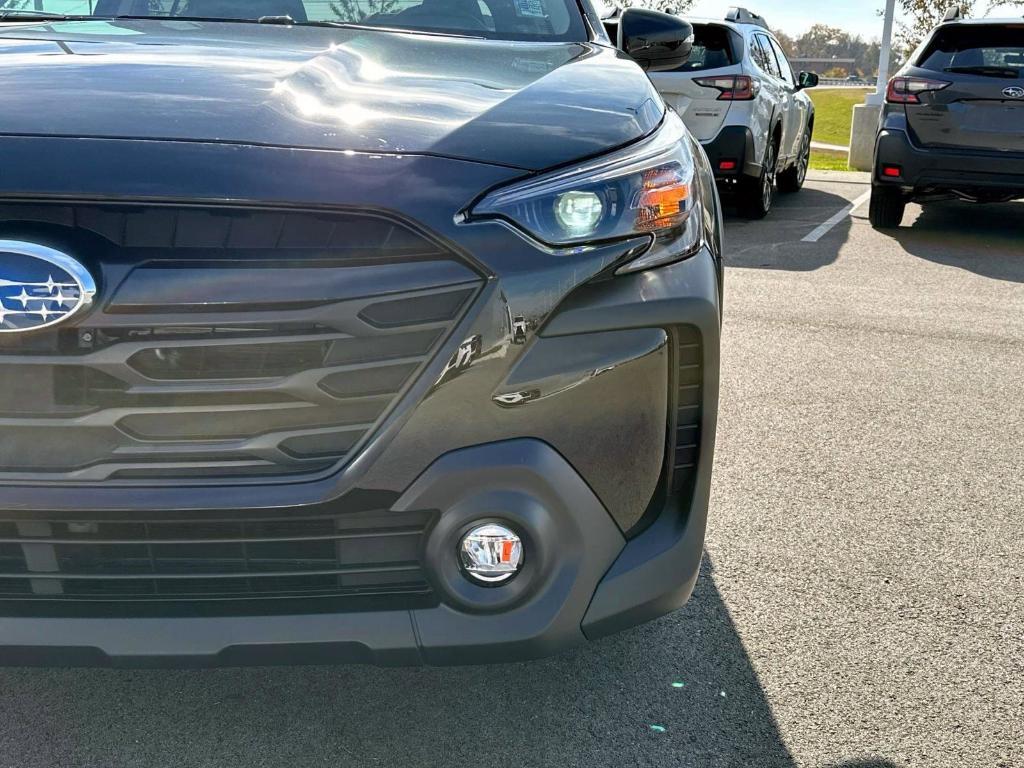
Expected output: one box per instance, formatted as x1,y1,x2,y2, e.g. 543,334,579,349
0,0,588,40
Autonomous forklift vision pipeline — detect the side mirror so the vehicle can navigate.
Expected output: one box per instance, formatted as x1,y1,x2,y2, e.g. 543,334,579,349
618,8,694,73
797,71,819,90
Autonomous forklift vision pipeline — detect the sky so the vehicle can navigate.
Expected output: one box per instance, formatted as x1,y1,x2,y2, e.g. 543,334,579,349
685,0,893,40
686,0,1024,39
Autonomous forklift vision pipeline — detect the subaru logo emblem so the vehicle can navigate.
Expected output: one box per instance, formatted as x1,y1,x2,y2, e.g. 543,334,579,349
1003,86,1024,99
0,240,96,333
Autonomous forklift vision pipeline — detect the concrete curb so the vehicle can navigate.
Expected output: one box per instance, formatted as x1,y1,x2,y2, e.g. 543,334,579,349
811,141,849,153
806,170,871,184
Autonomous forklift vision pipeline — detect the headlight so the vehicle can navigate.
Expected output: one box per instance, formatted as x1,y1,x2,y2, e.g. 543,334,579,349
469,113,703,273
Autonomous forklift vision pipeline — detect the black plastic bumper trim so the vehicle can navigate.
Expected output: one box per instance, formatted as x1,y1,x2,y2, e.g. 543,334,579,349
874,129,1024,191
702,126,756,179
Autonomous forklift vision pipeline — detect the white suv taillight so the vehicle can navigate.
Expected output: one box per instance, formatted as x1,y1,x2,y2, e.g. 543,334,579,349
885,76,950,104
694,75,759,101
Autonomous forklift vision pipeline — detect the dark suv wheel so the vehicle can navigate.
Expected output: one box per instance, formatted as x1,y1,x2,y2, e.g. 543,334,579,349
778,126,810,194
738,140,777,219
869,183,906,229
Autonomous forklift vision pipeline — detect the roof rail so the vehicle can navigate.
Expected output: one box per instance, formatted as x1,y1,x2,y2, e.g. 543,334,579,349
725,6,769,30
942,6,963,21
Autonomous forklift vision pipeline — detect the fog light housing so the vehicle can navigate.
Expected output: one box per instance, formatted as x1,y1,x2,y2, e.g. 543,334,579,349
458,523,523,584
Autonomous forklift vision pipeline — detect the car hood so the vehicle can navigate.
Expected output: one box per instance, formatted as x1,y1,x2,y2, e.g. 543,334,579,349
0,19,664,171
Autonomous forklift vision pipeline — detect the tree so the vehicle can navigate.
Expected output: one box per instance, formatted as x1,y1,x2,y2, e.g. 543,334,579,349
610,0,696,14
329,0,401,21
858,40,881,78
894,0,975,59
793,24,879,77
796,24,849,59
771,28,796,58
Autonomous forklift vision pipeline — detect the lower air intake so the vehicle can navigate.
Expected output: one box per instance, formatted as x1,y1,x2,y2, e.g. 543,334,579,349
0,508,437,616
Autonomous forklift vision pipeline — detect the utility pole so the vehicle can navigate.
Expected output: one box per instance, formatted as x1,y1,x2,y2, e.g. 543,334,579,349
850,0,899,168
867,0,898,105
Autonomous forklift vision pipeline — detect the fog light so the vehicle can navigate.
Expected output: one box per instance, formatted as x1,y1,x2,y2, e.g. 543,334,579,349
459,523,523,584
882,164,902,178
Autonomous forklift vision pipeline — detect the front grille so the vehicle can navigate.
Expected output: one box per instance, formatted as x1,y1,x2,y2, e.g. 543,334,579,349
0,507,436,615
0,202,482,482
671,326,703,495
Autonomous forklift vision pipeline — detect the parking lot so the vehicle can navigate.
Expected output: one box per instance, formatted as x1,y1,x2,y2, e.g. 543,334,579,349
0,172,1020,768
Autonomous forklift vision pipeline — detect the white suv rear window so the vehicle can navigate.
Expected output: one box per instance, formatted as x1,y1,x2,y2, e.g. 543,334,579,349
671,24,736,72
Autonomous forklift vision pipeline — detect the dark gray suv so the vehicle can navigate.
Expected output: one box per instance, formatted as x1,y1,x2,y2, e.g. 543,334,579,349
870,13,1024,228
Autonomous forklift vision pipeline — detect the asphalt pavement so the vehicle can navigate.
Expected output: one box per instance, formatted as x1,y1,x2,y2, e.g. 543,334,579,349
0,172,1021,768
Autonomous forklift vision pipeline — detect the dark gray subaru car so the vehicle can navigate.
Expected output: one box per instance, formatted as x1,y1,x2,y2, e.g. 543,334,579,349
870,12,1024,228
0,0,721,666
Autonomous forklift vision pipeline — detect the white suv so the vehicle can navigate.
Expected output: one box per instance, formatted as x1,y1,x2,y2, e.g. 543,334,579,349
648,7,818,218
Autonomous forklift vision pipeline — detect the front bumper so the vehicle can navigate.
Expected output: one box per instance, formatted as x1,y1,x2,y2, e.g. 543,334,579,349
0,248,720,667
0,136,720,666
874,128,1024,193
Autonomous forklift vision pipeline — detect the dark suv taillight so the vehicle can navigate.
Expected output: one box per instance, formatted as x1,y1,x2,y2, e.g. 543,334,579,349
885,76,950,104
694,75,759,100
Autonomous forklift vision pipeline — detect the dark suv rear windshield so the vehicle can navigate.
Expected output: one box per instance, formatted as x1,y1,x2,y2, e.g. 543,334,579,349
0,0,587,41
671,23,736,72
918,25,1024,77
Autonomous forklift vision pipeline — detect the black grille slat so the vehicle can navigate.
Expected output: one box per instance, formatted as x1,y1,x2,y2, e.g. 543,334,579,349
0,202,482,482
0,529,423,545
357,288,475,328
0,510,436,612
318,363,418,398
128,340,332,380
279,431,365,459
1,205,440,255
325,329,442,365
1,564,422,581
119,402,383,441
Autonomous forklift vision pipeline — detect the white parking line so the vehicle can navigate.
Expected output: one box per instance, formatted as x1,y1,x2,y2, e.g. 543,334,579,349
801,190,871,243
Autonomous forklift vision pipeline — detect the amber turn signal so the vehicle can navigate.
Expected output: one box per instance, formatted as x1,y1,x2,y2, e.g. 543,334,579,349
634,166,690,231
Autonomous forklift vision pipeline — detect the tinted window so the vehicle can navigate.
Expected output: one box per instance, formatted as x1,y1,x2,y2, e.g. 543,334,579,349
919,25,1024,77
768,36,794,84
3,0,586,41
751,34,780,77
671,23,736,72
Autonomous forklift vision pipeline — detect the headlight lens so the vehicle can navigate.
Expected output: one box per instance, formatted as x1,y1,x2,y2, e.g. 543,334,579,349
554,191,604,237
470,113,703,272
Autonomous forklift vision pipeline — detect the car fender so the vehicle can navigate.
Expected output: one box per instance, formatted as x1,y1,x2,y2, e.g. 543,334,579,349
765,105,782,165
749,87,774,166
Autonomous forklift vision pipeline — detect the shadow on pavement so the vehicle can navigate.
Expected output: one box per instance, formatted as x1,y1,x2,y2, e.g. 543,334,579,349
894,200,1024,283
0,555,808,768
722,184,858,271
0,555,909,768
